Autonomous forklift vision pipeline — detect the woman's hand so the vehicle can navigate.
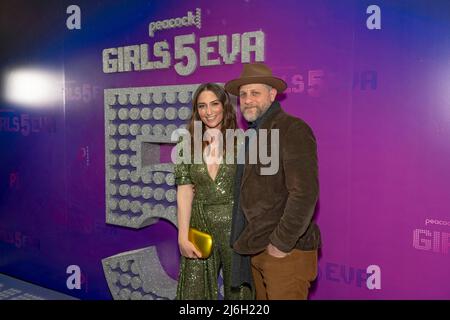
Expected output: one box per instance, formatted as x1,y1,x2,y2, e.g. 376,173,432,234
178,239,202,259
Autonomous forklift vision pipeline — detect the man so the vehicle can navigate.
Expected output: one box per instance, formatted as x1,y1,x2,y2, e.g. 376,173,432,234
226,62,321,300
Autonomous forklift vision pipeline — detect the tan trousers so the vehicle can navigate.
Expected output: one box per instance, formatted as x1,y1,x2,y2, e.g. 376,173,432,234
251,248,318,300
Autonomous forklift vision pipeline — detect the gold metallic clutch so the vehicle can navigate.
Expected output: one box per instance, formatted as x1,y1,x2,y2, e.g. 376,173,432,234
188,228,213,259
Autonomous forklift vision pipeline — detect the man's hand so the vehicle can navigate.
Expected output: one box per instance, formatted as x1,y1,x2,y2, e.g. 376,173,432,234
266,243,289,258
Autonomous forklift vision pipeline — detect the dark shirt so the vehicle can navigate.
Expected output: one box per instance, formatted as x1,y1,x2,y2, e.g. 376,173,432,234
229,101,281,288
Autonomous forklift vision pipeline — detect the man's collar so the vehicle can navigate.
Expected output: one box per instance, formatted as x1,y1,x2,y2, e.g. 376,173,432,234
248,101,281,129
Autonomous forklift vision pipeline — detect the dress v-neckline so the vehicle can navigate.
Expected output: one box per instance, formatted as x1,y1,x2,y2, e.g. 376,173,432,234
203,135,222,183
205,162,222,183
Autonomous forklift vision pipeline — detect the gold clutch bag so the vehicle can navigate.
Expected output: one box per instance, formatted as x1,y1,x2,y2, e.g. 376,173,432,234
188,228,213,259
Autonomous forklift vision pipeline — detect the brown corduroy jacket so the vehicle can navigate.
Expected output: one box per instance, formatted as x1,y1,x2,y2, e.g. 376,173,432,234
233,102,321,255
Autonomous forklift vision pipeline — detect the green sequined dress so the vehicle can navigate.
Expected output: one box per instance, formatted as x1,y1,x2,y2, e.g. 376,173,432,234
175,160,253,300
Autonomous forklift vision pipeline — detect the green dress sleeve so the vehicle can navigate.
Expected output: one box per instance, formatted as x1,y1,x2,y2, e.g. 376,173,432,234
174,143,192,185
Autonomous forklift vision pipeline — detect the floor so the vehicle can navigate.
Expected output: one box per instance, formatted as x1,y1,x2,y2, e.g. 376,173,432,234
0,273,78,300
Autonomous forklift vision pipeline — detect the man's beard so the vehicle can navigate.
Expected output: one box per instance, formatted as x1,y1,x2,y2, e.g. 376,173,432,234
241,104,269,122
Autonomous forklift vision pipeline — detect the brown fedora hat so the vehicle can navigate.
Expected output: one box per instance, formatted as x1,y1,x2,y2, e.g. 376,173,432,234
225,62,287,96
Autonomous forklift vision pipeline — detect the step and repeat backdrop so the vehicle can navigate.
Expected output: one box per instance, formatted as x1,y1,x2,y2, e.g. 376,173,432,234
1,0,449,299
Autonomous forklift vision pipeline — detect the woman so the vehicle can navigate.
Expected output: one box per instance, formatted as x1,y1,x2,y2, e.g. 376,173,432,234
175,83,253,300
